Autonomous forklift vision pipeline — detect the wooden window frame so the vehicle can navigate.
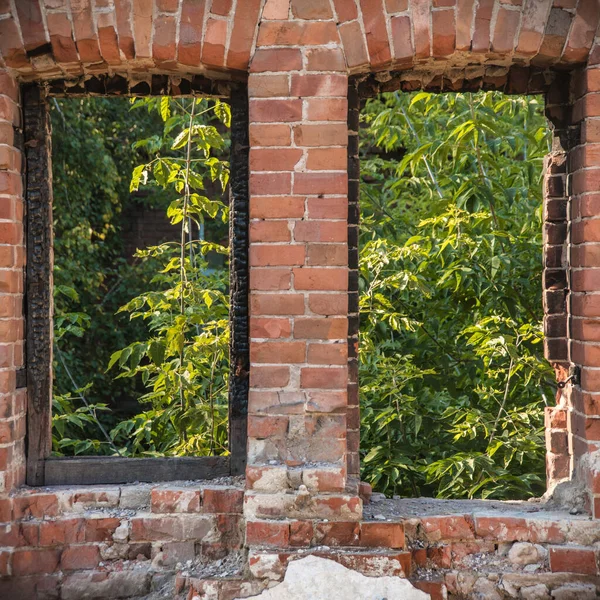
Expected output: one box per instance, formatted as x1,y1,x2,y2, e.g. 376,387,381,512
21,77,249,486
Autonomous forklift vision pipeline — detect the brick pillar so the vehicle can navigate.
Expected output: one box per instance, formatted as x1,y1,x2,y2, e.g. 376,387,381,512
568,60,600,517
245,1,360,521
543,77,571,488
347,79,360,480
0,70,26,494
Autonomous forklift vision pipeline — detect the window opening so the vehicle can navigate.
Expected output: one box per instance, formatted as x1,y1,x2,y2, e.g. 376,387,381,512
357,90,554,501
23,80,249,485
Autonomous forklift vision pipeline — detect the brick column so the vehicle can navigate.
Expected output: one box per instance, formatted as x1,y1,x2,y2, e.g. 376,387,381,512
543,77,571,488
568,60,600,517
0,70,26,494
347,79,360,480
245,1,360,521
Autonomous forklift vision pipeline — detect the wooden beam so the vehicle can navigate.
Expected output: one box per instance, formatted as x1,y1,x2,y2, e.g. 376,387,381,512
23,84,53,486
228,83,249,476
44,456,230,485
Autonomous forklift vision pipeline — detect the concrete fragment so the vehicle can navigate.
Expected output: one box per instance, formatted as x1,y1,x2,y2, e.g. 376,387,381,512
62,571,150,600
508,542,547,566
521,584,551,600
119,484,152,509
239,555,429,600
551,583,598,600
472,577,502,600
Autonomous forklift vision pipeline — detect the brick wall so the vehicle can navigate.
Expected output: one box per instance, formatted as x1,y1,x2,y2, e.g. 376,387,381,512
0,70,26,497
1,0,600,597
0,483,244,597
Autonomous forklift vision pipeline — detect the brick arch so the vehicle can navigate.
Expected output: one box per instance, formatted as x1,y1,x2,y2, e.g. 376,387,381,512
1,2,599,81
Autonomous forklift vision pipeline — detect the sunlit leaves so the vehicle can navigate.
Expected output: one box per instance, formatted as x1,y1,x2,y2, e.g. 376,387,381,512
359,91,553,500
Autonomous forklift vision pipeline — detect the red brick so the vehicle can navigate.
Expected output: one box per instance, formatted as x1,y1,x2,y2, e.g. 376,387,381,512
315,521,359,545
227,0,261,70
211,0,232,15
306,47,346,72
201,18,227,68
291,0,333,19
360,522,405,549
0,17,28,68
250,148,303,172
332,0,357,22
83,518,120,542
250,268,293,290
491,6,520,54
572,293,600,317
294,124,347,147
246,521,290,546
250,172,292,195
151,489,201,513
61,544,100,570
12,549,61,575
291,74,347,98
96,17,122,65
339,21,369,69
263,0,289,19
15,0,47,53
248,415,289,438
432,9,456,57
251,341,306,363
0,72,18,101
305,197,347,219
550,546,598,575
300,367,347,389
307,343,347,365
391,16,414,64
250,124,292,147
359,0,392,68
294,317,348,339
250,365,290,388
293,267,347,290
202,488,244,514
472,0,494,53
251,196,304,219
13,494,59,520
306,98,348,121
571,341,600,367
157,0,180,10
386,0,408,11
290,520,314,546
306,148,347,170
38,519,85,546
474,516,529,541
307,243,347,266
421,515,475,540
248,391,305,415
251,317,292,339
251,48,302,73
251,293,306,315
257,22,338,46
308,293,347,315
572,218,600,244
178,0,205,66
295,221,347,243
294,173,348,195
250,245,305,267
250,221,292,243
249,76,291,99
250,99,303,123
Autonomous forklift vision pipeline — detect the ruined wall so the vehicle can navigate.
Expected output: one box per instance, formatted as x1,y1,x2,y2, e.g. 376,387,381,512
1,1,600,598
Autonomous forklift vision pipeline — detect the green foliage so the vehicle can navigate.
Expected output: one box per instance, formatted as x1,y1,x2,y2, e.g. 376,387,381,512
106,97,231,456
359,91,554,500
51,97,231,457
